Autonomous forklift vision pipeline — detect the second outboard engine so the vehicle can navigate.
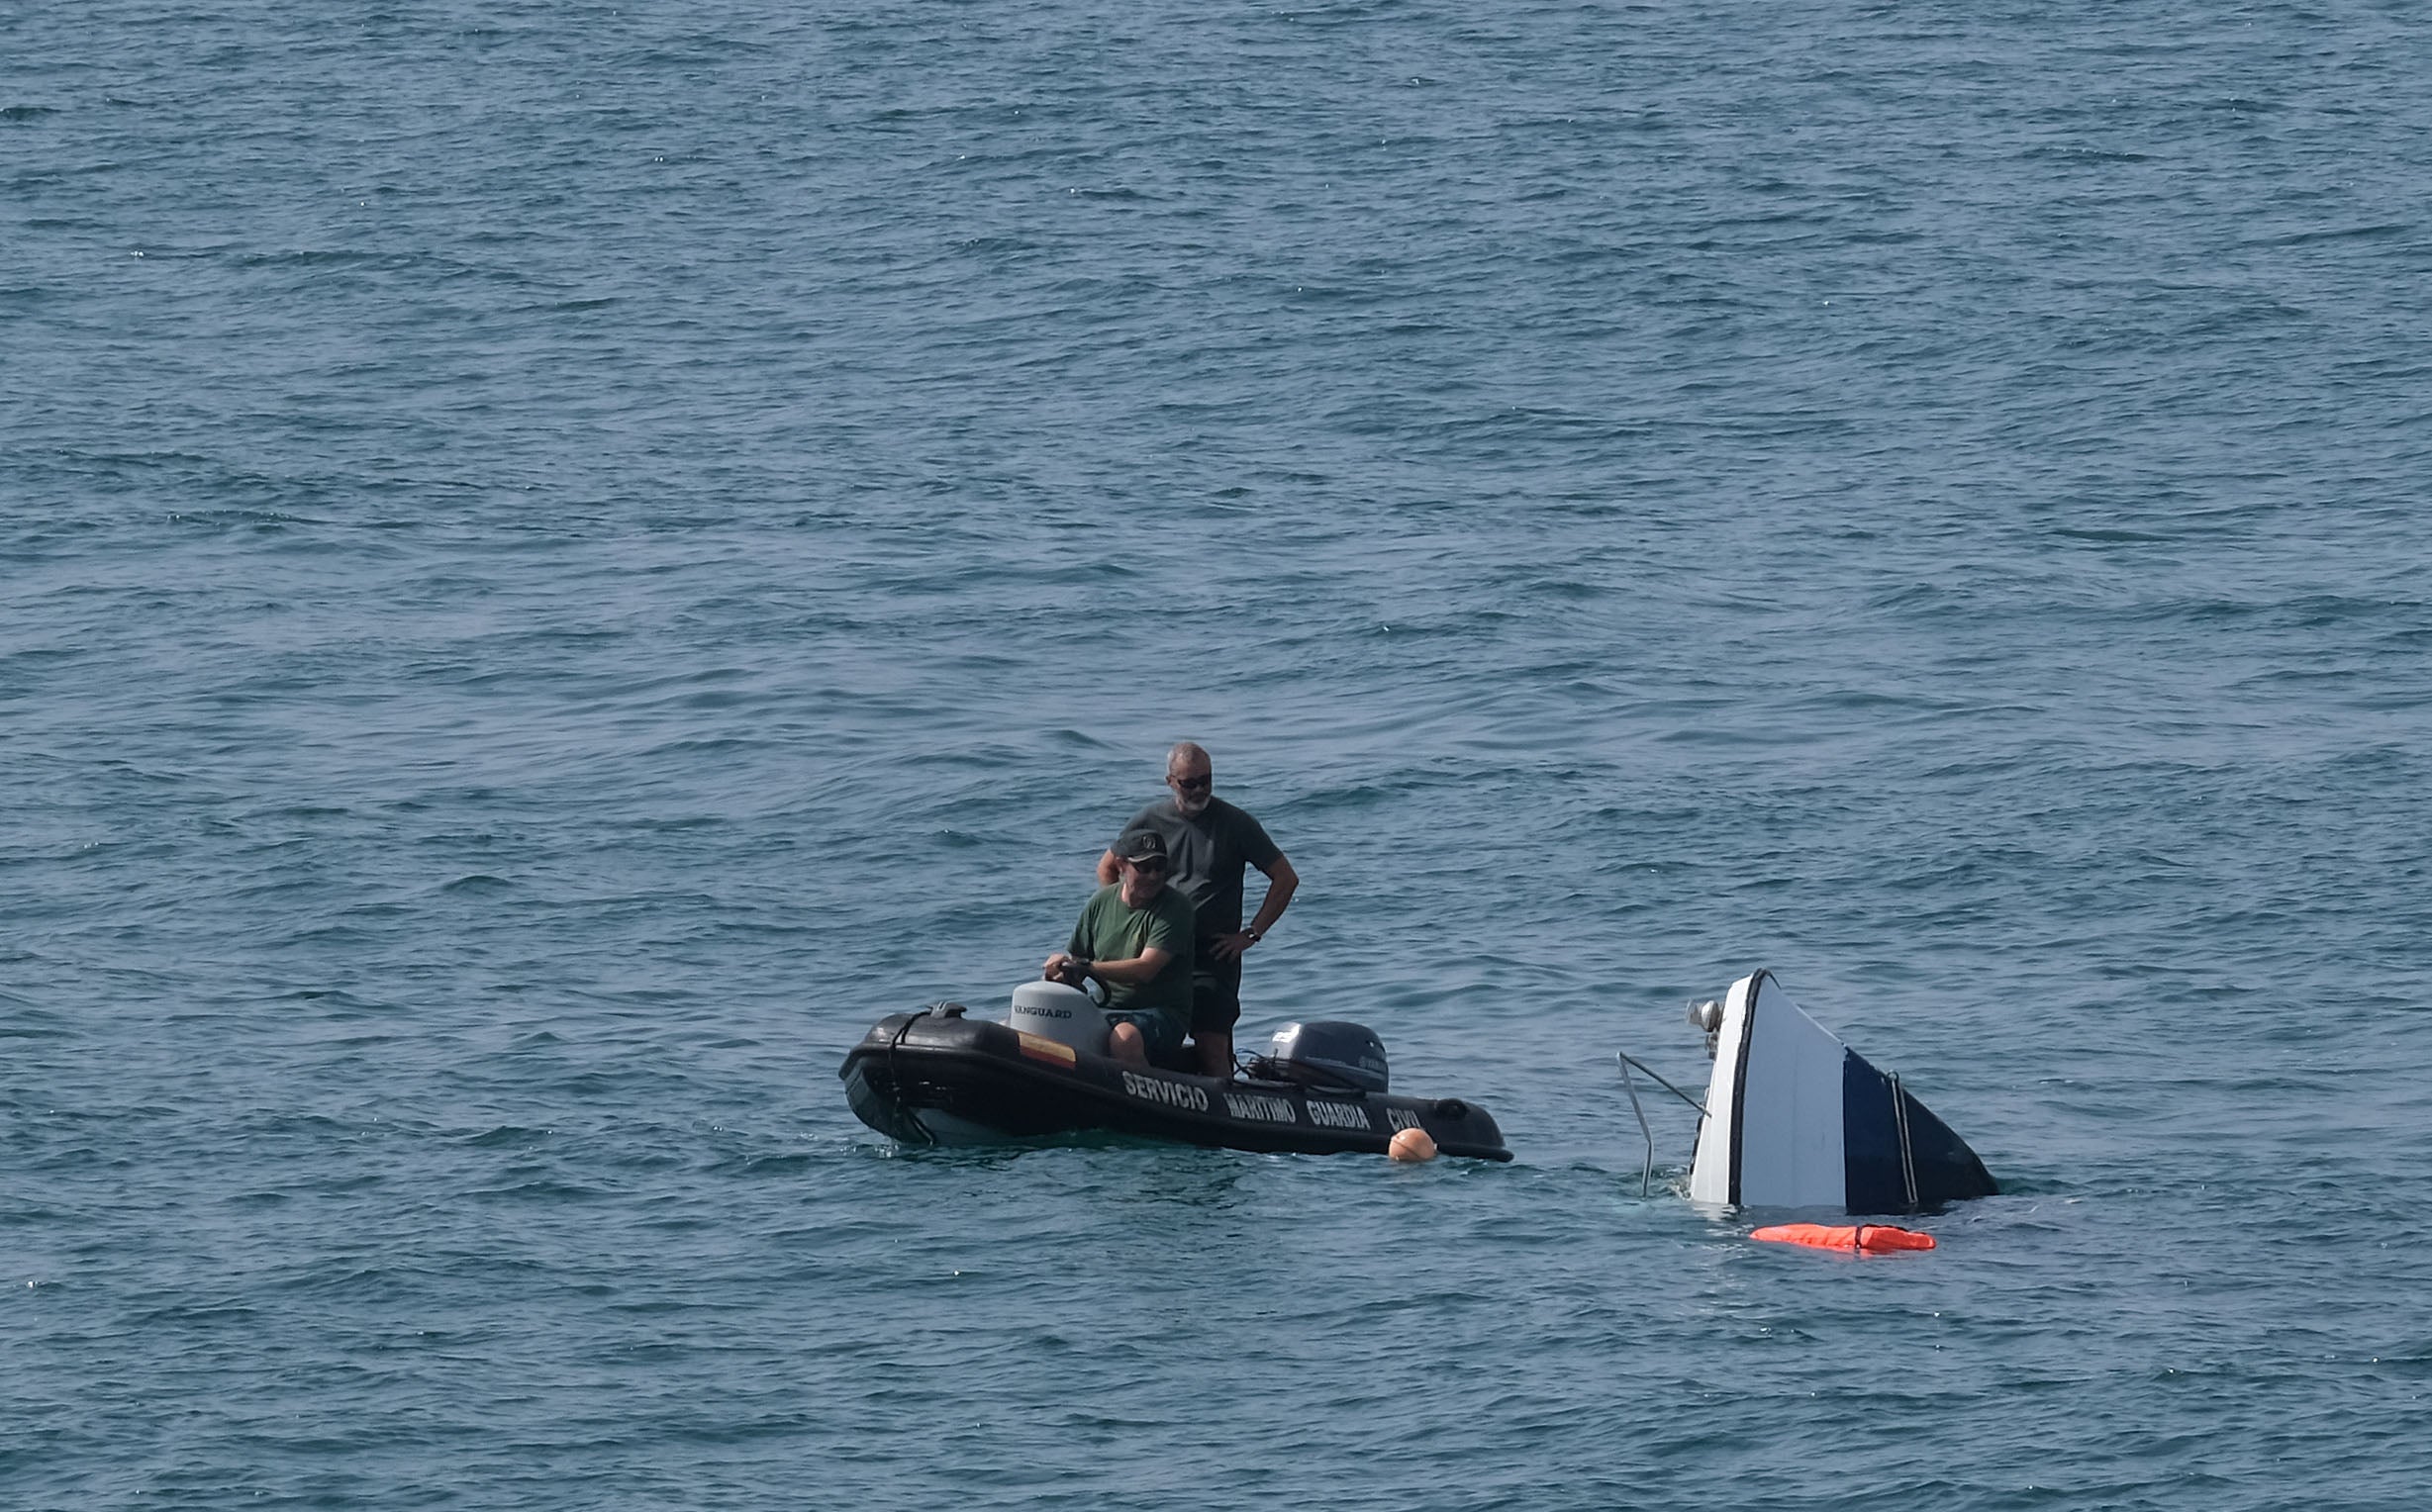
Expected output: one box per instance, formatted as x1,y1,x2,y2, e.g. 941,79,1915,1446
1257,1021,1390,1094
1008,981,1109,1055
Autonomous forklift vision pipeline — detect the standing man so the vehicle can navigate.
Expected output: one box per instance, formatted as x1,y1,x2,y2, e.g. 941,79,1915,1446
1097,742,1299,1077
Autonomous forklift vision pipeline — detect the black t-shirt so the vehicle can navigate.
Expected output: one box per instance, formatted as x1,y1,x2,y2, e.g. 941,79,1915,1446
1119,797,1282,939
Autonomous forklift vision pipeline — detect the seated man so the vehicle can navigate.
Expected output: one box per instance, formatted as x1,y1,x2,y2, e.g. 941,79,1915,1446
1042,828,1195,1069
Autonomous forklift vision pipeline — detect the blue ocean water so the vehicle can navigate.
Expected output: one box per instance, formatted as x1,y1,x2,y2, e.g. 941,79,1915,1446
7,1,2431,1505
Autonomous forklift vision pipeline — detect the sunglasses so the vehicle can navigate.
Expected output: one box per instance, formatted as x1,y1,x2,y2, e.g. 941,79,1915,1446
1168,774,1212,794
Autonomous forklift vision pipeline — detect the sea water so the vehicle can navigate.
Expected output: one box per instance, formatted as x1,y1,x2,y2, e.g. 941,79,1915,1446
6,2,2430,1506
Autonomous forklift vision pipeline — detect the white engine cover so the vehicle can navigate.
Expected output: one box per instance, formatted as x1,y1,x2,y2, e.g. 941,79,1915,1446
1008,980,1109,1055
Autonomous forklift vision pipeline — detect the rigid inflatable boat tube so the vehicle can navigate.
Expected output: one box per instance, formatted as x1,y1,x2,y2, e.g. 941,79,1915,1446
839,1008,1512,1161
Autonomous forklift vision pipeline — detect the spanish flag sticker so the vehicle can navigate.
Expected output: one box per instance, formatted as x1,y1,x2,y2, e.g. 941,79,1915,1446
1017,1032,1078,1067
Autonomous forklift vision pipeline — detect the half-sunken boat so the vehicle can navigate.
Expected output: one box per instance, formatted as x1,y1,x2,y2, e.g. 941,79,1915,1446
1682,969,1996,1211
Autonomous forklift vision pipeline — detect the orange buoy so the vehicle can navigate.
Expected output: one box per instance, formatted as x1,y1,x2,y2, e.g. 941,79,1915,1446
1388,1127,1438,1163
1750,1222,1936,1254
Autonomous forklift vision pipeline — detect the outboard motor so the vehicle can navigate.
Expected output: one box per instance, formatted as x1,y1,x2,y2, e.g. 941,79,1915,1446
1256,1021,1390,1094
1008,980,1109,1056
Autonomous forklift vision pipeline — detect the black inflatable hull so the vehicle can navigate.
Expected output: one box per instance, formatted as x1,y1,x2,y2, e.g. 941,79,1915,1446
840,1008,1513,1162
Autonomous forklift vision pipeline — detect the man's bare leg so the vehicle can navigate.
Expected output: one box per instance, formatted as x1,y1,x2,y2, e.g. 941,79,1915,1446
1109,1021,1149,1068
1194,1031,1232,1079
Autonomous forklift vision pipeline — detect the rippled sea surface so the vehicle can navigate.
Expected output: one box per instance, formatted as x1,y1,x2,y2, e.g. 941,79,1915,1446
8,1,2431,1506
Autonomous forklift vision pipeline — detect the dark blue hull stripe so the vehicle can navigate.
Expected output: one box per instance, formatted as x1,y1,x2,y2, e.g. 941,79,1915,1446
1840,1047,2000,1214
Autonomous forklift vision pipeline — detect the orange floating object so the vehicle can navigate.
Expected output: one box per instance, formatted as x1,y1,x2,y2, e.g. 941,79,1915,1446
1388,1127,1438,1163
1750,1222,1936,1254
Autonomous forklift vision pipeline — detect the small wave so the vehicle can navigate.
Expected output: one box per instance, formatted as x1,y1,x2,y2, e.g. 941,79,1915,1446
465,1180,615,1203
2245,221,2412,249
231,247,395,269
132,1300,261,1327
2050,524,2176,543
0,1006,69,1040
465,1125,553,1148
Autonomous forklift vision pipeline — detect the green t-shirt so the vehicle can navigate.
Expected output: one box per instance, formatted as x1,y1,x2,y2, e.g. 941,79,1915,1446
1068,883,1196,1029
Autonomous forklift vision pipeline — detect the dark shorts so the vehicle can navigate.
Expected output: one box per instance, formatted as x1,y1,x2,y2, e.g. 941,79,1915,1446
1104,1007,1186,1061
1191,950,1243,1035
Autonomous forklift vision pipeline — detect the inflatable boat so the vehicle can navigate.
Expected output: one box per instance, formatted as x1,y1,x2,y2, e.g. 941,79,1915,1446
840,982,1512,1161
